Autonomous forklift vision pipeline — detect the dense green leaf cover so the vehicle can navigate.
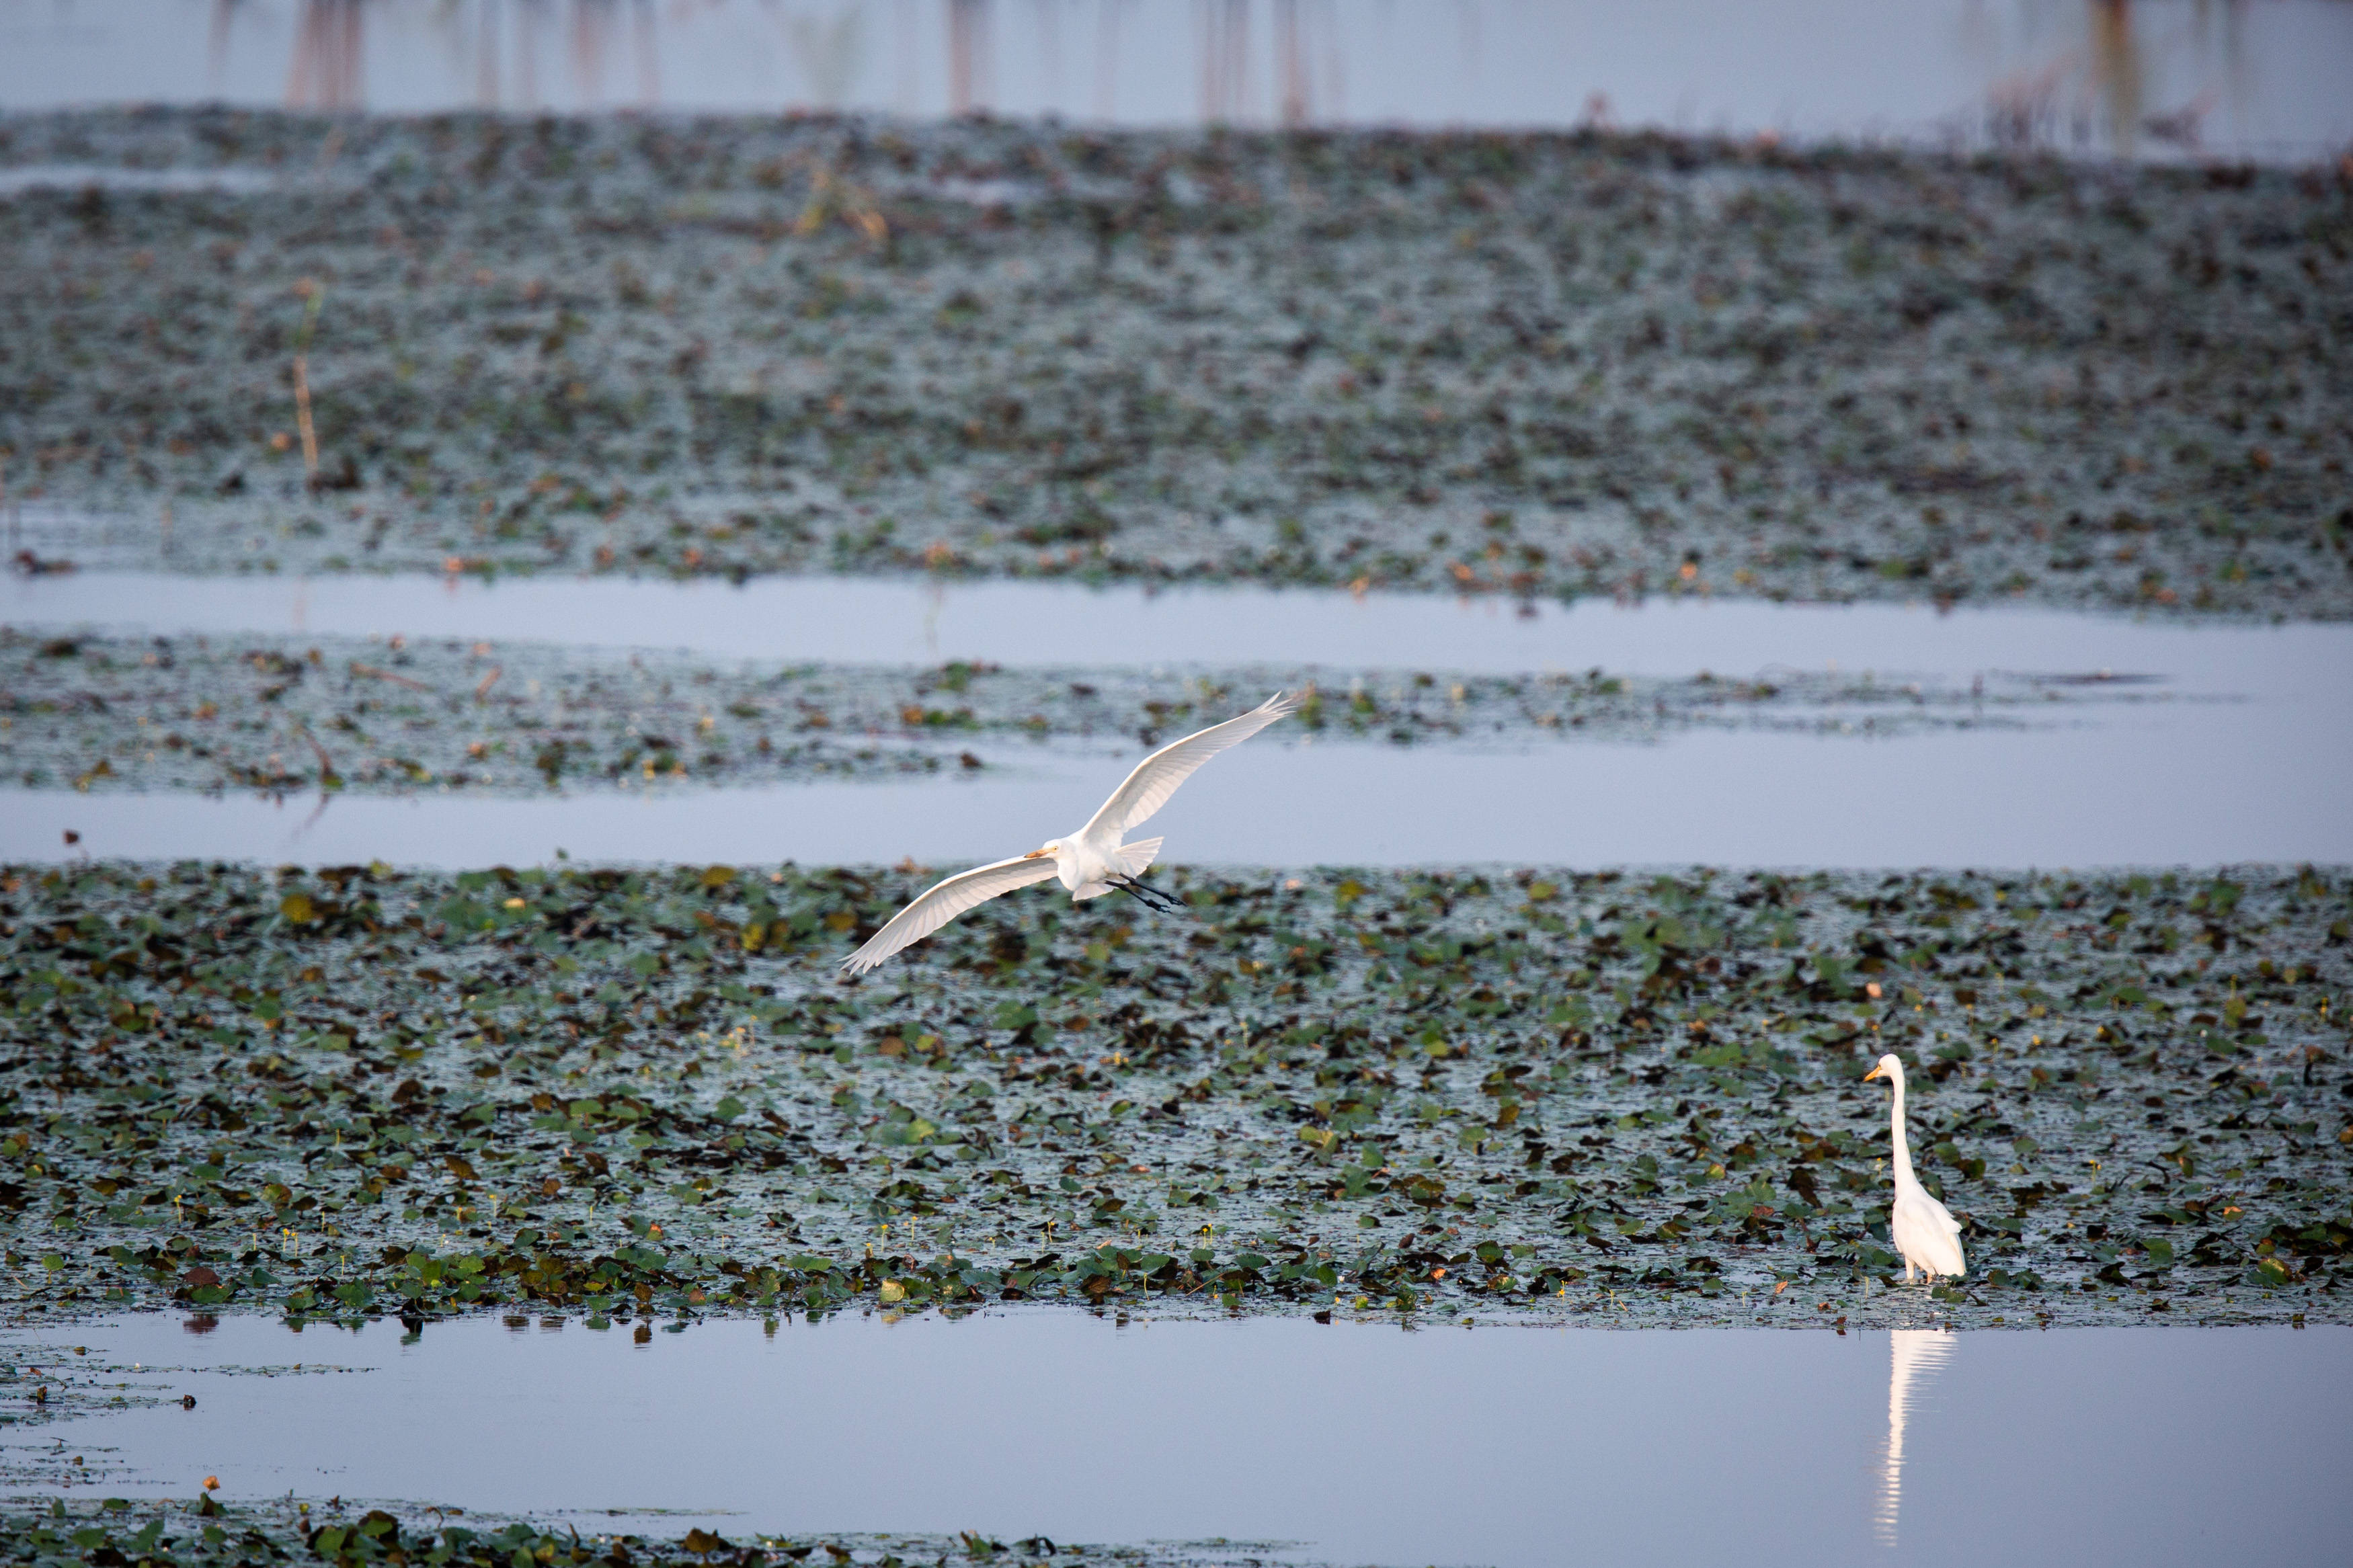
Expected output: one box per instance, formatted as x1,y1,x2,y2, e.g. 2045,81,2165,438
0,1501,1245,1568
3,111,2348,614
0,860,2343,1327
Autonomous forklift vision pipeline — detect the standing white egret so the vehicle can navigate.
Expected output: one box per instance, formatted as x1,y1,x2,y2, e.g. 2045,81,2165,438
838,690,1300,975
1864,1053,1967,1283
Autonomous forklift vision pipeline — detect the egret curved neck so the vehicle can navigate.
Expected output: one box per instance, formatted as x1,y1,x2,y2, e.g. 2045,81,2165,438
1888,1069,1918,1186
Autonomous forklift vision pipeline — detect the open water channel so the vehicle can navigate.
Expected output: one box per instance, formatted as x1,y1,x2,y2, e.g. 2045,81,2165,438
5,571,2348,868
2,1312,2347,1568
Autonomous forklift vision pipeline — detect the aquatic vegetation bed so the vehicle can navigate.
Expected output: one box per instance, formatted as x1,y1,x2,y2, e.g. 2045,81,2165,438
0,1503,1243,1568
3,110,2348,616
1,629,2152,796
0,860,2343,1330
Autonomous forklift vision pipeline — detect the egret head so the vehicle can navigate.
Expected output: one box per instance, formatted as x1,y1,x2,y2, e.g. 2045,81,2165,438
1023,839,1062,861
1864,1053,1903,1084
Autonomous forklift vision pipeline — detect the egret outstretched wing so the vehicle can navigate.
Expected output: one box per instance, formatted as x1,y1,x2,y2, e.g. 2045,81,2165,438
840,854,1062,975
1082,690,1300,839
841,692,1297,975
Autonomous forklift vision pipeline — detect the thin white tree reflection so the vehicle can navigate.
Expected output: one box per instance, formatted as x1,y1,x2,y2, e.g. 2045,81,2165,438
167,1,2306,159
1876,1329,1955,1549
784,3,867,112
286,0,366,110
947,0,992,114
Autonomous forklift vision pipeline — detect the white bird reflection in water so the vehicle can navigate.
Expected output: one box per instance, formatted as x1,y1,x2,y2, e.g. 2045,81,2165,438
1876,1328,1955,1548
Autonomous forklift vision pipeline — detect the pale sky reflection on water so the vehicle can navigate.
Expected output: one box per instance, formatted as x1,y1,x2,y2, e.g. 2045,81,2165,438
3,0,2349,163
7,574,2348,869
5,1313,2347,1568
5,707,2350,869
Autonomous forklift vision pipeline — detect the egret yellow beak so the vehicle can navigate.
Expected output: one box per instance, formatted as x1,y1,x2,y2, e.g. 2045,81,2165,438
1021,848,1049,860
1863,1063,1887,1081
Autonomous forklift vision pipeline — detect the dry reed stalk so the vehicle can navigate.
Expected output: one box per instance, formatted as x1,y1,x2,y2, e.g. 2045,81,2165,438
795,167,888,247
350,662,430,692
293,355,319,480
292,280,325,482
292,721,339,784
475,665,502,700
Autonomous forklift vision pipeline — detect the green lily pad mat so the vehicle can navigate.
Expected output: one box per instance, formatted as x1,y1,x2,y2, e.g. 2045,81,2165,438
0,1504,1255,1568
3,110,2347,616
0,860,2342,1328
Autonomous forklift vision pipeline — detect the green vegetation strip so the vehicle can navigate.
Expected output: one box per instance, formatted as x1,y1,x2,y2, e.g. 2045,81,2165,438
1,630,2130,796
0,861,2343,1327
3,111,2348,615
0,1502,1248,1568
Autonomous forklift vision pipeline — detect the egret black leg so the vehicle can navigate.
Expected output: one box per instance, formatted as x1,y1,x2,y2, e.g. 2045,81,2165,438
1131,876,1176,911
1112,878,1166,911
1133,874,1189,913
1110,875,1185,914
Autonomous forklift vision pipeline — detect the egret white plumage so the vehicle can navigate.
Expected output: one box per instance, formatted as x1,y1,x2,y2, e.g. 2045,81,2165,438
1864,1053,1967,1283
839,690,1300,975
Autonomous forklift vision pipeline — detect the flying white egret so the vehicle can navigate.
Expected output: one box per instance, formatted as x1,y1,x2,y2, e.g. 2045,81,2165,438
1864,1053,1966,1284
838,690,1300,975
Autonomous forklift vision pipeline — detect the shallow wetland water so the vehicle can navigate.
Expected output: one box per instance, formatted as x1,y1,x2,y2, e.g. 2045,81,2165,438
11,0,2352,164
9,571,2344,677
3,68,2350,1563
3,1312,2348,1568
7,579,2350,864
7,714,2350,869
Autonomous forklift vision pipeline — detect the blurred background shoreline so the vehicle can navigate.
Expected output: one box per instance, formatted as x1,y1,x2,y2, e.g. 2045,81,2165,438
4,0,2350,165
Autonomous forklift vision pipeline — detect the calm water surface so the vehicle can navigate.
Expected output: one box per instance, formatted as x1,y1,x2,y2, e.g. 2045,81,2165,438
3,0,2346,163
3,1312,2346,1568
10,569,2348,686
7,574,2348,868
5,712,2349,869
